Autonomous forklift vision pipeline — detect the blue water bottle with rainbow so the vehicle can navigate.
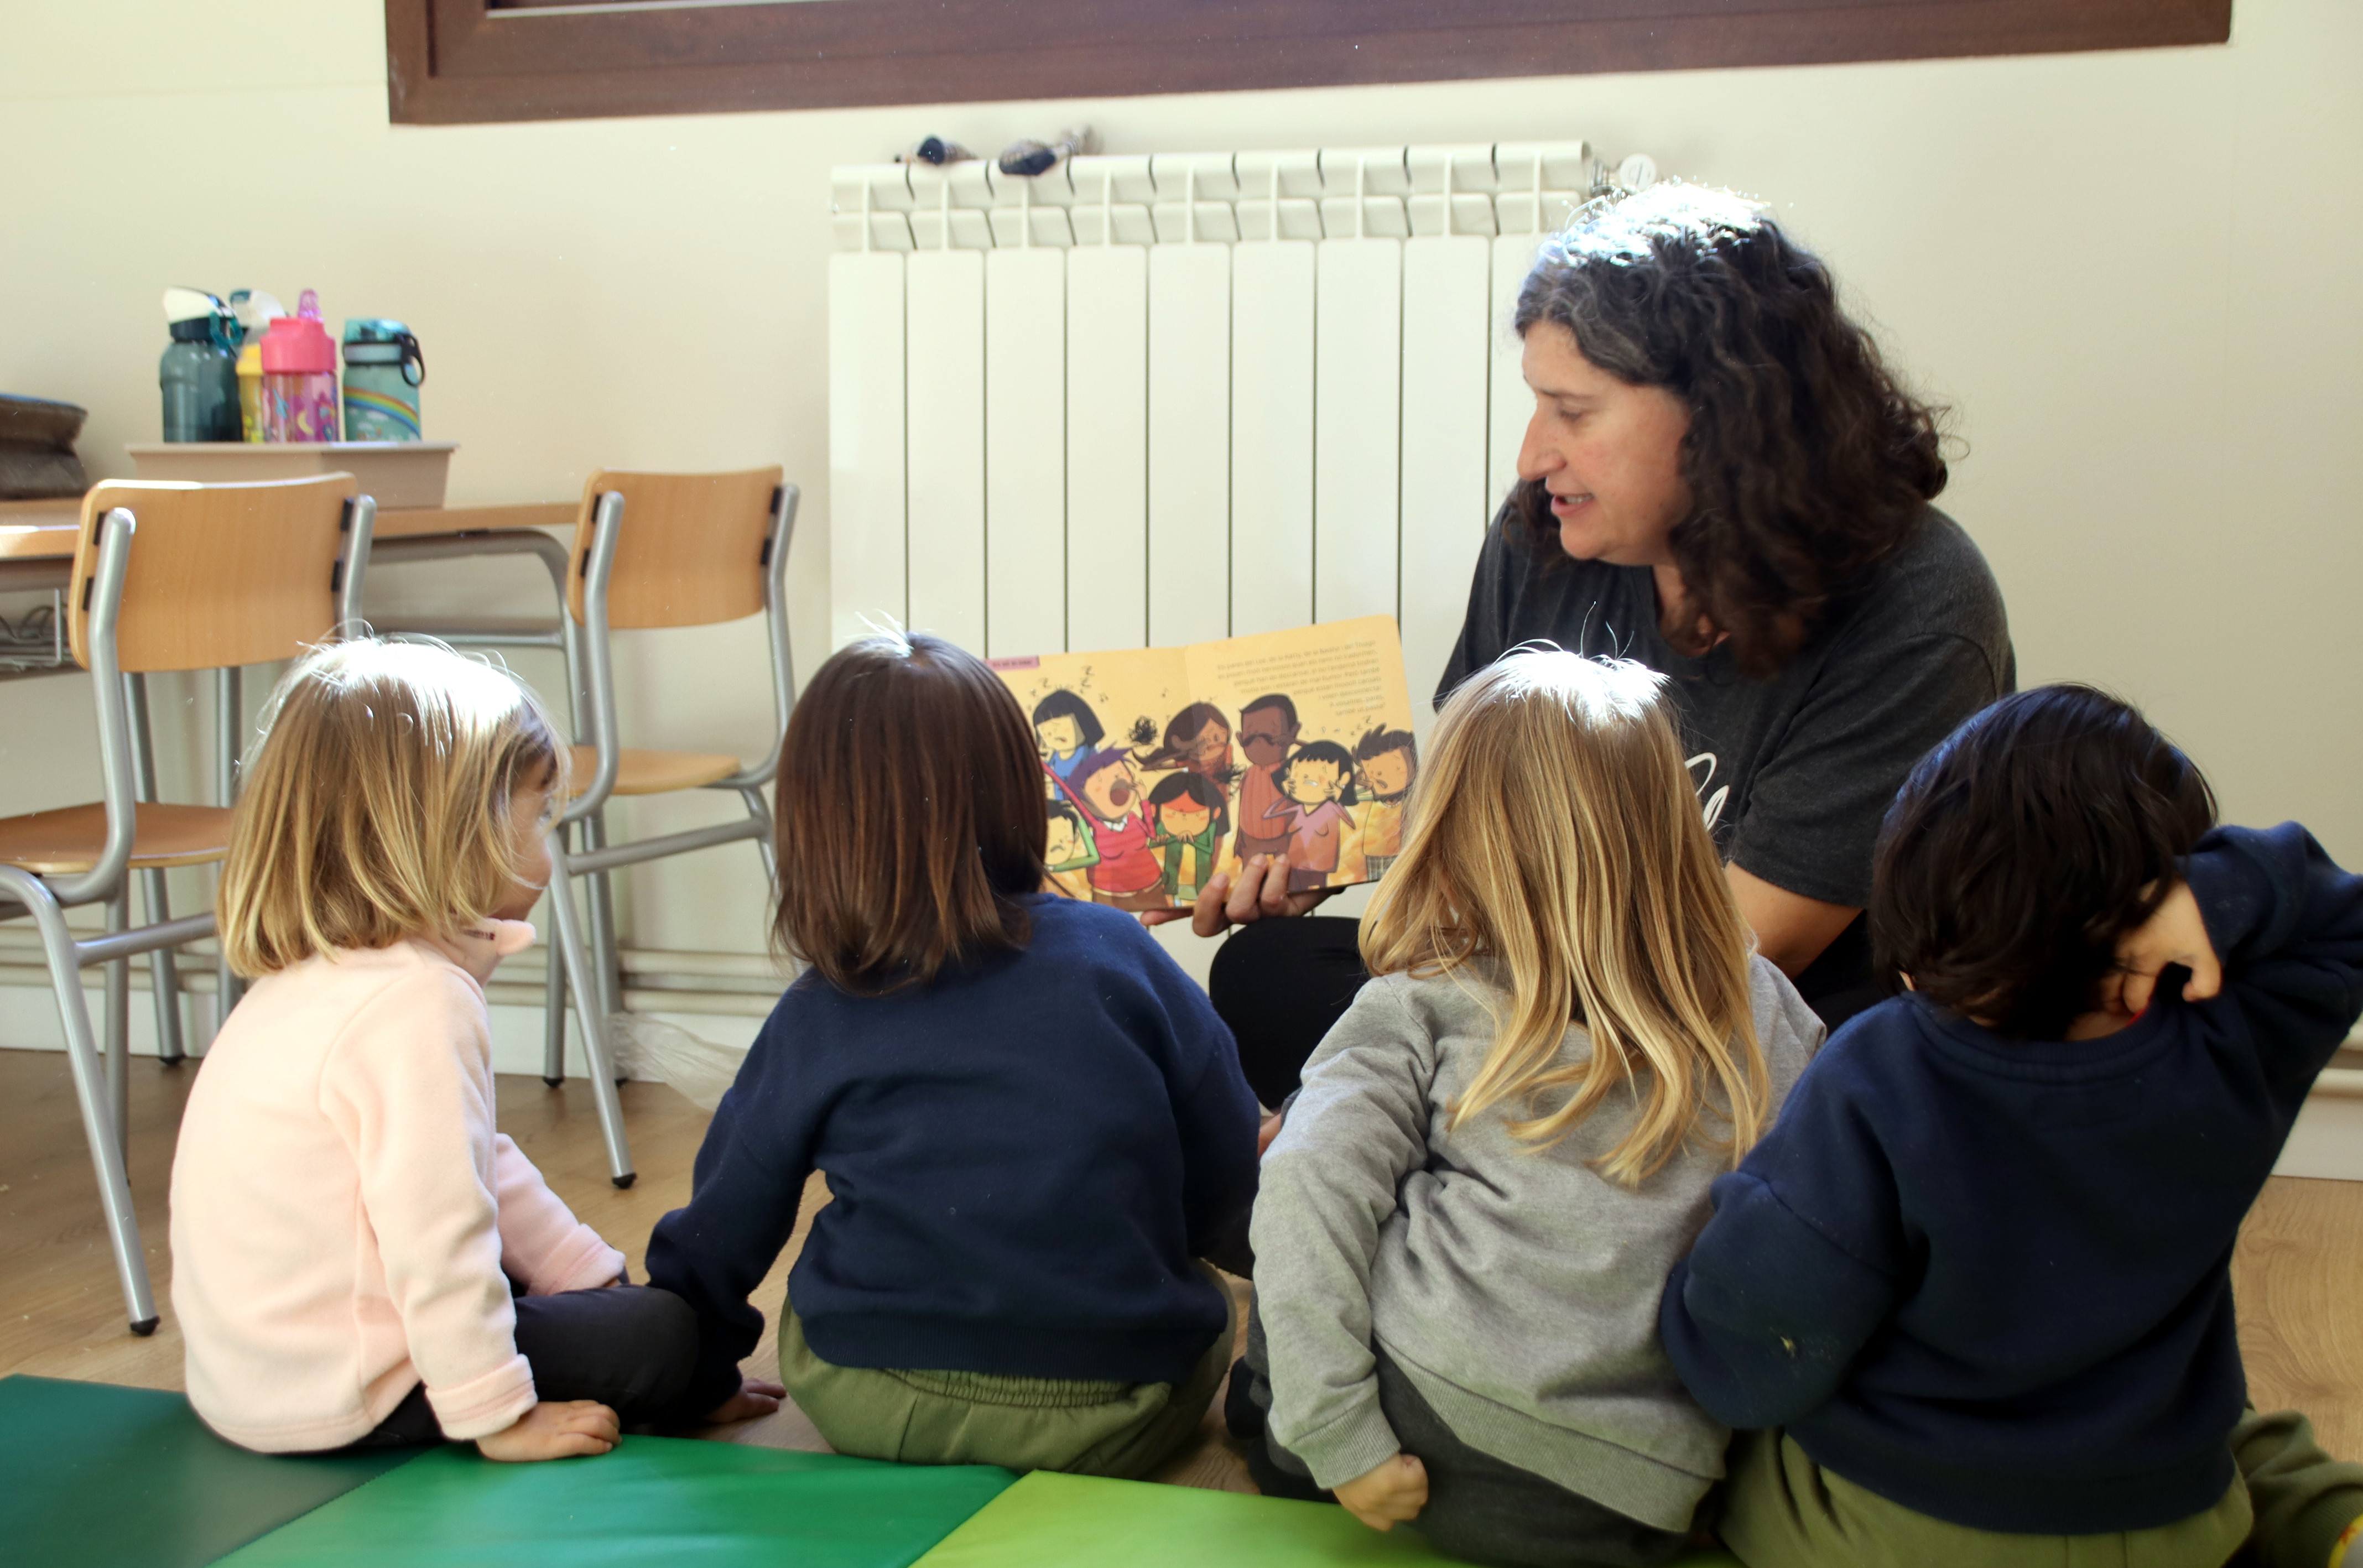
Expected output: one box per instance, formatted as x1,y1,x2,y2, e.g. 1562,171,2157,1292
340,319,425,441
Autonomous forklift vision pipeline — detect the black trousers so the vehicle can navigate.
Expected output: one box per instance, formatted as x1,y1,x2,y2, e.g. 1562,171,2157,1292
346,1282,700,1449
1210,913,1882,1107
1237,1308,1692,1568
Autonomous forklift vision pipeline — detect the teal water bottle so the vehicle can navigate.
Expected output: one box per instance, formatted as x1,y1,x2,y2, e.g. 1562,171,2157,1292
341,319,425,441
159,288,241,443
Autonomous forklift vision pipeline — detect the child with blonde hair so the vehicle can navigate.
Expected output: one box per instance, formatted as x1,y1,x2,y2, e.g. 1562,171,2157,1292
172,640,758,1458
1246,649,1823,1567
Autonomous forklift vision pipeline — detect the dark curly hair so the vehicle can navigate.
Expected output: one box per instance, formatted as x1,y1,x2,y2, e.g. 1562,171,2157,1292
1871,685,2216,1040
1512,184,1948,678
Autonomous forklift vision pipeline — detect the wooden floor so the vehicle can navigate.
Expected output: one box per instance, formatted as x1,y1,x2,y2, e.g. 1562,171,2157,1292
2,1045,2355,1476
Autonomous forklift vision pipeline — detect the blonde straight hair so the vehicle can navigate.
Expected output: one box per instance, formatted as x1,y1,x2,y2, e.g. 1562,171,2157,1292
1361,650,1769,1186
219,640,566,977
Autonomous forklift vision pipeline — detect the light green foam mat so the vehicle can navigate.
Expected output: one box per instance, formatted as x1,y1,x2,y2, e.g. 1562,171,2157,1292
0,1374,420,1568
909,1470,1746,1568
216,1435,1017,1568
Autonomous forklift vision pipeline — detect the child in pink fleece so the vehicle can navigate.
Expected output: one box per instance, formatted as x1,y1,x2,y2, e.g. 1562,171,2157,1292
170,641,777,1459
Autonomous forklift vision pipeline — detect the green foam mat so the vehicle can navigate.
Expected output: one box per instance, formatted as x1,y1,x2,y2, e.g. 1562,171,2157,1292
910,1471,1745,1568
0,1374,419,1568
217,1435,1017,1568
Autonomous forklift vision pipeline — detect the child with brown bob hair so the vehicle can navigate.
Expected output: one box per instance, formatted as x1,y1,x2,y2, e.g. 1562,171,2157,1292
173,640,732,1460
647,630,1259,1476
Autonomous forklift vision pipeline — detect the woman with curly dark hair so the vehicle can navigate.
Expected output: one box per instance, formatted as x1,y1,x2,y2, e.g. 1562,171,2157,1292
1168,185,2015,1106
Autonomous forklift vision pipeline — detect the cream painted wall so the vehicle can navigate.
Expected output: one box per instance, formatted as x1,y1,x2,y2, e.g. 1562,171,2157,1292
3,0,2358,980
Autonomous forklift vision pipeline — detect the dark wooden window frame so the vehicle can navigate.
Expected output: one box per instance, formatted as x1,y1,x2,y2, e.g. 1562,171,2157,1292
386,0,2230,127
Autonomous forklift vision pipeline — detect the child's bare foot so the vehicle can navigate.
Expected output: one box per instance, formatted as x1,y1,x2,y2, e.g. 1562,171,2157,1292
704,1378,787,1424
475,1399,620,1462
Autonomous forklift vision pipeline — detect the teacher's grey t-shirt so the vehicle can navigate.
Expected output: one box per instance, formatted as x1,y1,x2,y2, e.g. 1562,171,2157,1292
1438,504,2013,911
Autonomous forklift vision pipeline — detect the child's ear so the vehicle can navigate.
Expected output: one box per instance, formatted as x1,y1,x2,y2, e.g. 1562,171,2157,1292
1898,973,1916,992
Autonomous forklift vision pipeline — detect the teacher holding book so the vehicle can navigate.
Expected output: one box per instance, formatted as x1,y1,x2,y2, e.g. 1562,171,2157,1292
1156,184,2016,1107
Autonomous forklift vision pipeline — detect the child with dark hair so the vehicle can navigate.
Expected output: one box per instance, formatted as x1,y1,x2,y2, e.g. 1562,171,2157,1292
1145,702,1239,837
1352,727,1418,880
1032,689,1105,782
647,632,1258,1477
1233,694,1301,864
1073,747,1165,911
1043,799,1099,900
1661,685,2363,1568
1146,770,1226,903
1146,702,1237,781
1266,739,1358,894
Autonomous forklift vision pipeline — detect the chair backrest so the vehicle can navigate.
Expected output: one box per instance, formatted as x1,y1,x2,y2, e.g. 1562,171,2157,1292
567,467,782,631
69,474,360,674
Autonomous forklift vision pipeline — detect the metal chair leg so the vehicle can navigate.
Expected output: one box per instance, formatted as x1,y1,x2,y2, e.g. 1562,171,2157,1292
104,890,131,1157
139,869,185,1065
214,953,244,1034
126,674,186,1065
0,866,158,1334
542,949,570,1087
214,666,245,1033
582,810,626,1022
543,830,569,1087
545,840,635,1188
738,786,775,885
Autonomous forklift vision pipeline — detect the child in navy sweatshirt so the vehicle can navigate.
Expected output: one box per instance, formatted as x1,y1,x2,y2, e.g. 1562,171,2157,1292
1661,685,2363,1568
646,632,1259,1476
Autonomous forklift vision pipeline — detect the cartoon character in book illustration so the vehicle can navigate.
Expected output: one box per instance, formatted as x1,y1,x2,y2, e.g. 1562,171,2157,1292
1144,701,1240,840
1263,739,1359,894
1231,693,1300,866
1144,771,1226,903
1043,799,1100,901
1031,690,1105,783
1071,748,1167,911
1351,727,1419,881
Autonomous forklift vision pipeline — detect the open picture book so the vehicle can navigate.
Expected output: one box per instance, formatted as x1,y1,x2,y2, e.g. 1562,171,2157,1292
988,615,1420,911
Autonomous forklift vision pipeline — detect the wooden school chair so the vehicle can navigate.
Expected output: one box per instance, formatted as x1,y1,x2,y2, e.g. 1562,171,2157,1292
0,475,373,1333
542,467,798,1189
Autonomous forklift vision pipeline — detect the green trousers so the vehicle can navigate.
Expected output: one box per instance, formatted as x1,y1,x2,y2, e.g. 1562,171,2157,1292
1723,1410,2363,1568
779,1265,1236,1480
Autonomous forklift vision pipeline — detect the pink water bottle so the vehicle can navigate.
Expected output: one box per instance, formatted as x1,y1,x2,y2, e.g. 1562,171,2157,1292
258,289,340,442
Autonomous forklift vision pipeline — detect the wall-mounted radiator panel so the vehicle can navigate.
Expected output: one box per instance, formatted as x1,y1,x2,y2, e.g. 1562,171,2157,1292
827,142,1633,720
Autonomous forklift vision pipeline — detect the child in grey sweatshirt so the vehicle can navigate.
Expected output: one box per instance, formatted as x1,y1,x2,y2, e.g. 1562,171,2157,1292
1247,651,1821,1568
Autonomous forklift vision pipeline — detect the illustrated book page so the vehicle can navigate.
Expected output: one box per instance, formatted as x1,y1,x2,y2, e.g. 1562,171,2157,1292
988,615,1419,910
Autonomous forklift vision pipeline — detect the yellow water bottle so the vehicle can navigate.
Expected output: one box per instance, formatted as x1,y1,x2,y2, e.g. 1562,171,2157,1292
235,342,263,442
228,290,284,442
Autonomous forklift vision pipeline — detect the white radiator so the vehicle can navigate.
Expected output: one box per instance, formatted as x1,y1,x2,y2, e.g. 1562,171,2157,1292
826,142,1646,716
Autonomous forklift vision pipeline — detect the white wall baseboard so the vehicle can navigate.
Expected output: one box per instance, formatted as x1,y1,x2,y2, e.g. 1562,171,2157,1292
2274,1083,2363,1181
0,975,763,1081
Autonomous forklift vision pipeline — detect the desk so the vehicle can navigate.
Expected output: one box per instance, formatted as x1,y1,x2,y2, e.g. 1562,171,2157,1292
0,499,79,579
